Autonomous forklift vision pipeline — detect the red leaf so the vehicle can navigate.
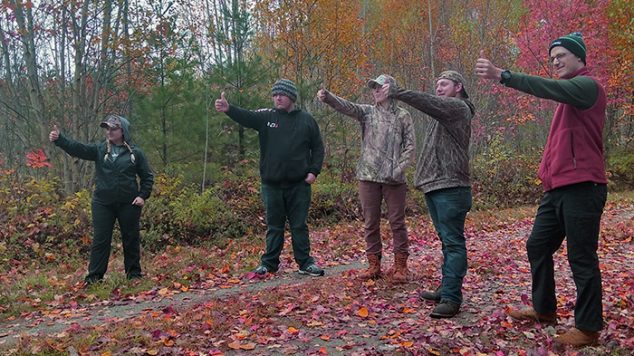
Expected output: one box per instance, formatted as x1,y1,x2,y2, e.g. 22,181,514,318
26,149,51,168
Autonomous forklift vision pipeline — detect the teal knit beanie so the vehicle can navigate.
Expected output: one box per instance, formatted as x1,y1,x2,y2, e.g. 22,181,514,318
271,79,298,102
549,32,586,65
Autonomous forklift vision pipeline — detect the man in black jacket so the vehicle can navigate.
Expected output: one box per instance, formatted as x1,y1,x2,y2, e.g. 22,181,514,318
215,79,326,277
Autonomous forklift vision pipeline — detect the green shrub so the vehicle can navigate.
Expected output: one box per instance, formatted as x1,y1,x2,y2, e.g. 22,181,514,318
471,139,543,209
311,172,359,223
607,150,634,191
0,170,92,263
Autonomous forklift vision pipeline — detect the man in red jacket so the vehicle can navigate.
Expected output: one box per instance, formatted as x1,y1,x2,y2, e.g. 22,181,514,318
475,32,607,347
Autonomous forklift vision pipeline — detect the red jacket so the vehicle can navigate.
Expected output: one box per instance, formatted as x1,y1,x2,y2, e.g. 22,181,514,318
537,67,607,191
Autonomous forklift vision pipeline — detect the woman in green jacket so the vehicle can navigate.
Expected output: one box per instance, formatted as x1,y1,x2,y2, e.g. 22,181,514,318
49,115,154,285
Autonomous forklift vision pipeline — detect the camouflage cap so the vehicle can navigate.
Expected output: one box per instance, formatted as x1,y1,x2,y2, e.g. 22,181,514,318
100,115,122,129
368,74,397,89
437,70,469,98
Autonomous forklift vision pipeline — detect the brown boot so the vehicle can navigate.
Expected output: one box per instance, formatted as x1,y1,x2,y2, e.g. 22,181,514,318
507,307,557,324
391,253,410,284
554,327,599,346
358,254,381,280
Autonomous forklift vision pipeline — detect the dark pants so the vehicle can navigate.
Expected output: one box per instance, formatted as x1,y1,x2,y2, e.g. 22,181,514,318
260,182,315,271
86,201,143,282
527,182,607,331
425,187,472,305
358,181,408,256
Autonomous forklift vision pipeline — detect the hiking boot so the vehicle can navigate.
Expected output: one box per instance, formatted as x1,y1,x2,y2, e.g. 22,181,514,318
391,253,410,284
419,286,442,302
553,327,599,347
358,254,381,280
253,265,271,276
298,264,325,277
430,300,460,318
507,307,557,324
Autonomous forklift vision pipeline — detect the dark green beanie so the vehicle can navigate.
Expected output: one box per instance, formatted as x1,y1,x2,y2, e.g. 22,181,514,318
549,32,586,65
271,79,298,102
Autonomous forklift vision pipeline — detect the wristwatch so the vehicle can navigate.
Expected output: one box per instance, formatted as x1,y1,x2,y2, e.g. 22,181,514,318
500,70,511,84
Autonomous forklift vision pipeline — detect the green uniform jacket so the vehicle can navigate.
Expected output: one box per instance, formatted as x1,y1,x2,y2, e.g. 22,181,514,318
226,105,325,185
54,133,154,204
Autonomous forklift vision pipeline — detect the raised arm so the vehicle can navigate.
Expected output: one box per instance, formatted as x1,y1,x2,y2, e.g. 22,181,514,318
50,125,99,161
475,51,597,109
389,86,473,124
215,91,267,130
317,87,370,121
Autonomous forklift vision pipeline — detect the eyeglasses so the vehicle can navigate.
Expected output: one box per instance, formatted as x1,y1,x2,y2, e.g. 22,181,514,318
105,127,121,132
550,52,568,64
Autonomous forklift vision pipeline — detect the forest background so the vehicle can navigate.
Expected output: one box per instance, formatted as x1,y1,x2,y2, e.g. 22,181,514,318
0,0,632,272
0,0,633,353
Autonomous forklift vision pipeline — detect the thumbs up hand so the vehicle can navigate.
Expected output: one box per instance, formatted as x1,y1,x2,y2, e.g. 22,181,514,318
215,91,229,112
316,84,327,102
475,50,502,81
49,124,60,142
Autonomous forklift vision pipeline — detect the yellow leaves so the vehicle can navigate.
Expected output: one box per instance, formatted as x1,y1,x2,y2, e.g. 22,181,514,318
172,282,189,292
357,307,369,318
287,326,300,335
146,349,159,355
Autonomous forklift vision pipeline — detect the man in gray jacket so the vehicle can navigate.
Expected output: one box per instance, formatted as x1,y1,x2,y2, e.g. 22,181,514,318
384,71,475,318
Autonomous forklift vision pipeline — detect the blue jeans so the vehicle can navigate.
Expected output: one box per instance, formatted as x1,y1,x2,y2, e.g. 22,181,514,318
425,187,472,305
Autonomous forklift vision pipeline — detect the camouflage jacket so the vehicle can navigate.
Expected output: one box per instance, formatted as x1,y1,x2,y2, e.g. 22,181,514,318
322,91,415,184
392,88,475,193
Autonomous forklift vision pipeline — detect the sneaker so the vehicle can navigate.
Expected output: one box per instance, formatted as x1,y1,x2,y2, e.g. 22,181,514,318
430,300,460,318
253,265,271,275
419,286,441,302
298,264,325,277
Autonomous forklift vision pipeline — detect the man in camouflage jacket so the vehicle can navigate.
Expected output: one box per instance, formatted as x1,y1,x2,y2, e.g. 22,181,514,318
318,74,415,283
385,70,475,318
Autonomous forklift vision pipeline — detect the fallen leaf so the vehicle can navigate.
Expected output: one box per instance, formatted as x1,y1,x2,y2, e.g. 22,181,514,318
358,307,369,318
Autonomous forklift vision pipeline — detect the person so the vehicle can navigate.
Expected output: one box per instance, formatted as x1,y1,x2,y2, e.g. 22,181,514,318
317,74,415,283
382,70,475,318
49,115,154,285
215,79,326,277
475,32,607,346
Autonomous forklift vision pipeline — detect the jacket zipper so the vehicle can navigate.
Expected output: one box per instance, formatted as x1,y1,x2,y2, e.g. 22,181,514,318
571,131,577,169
